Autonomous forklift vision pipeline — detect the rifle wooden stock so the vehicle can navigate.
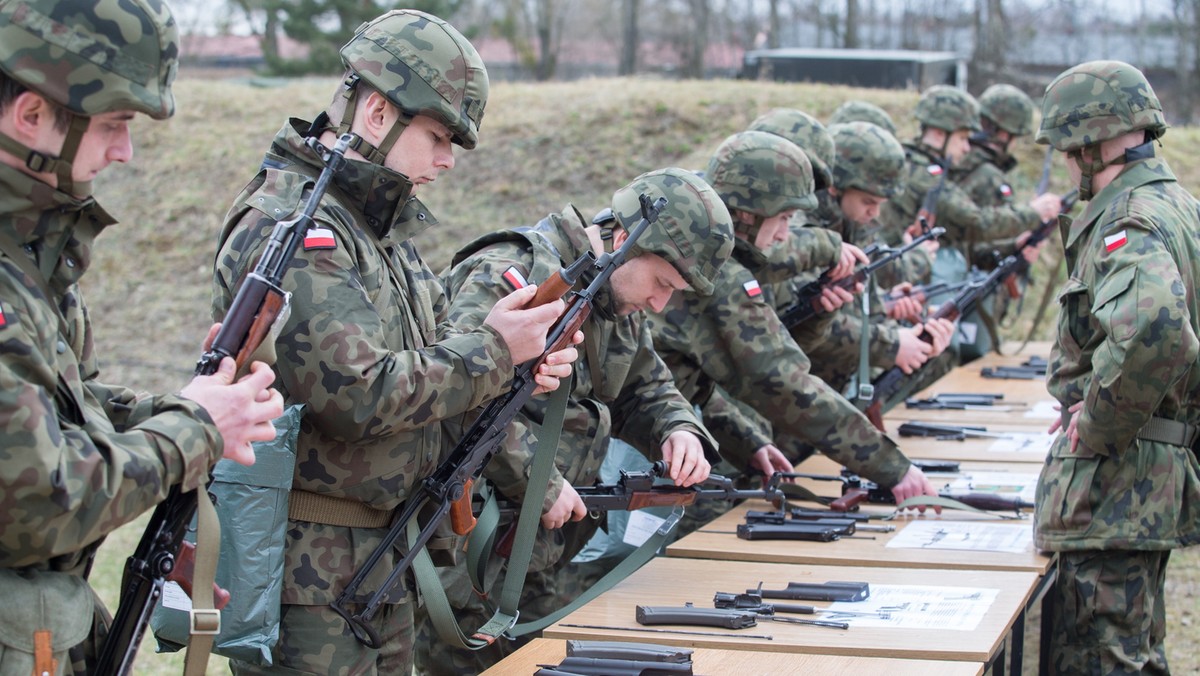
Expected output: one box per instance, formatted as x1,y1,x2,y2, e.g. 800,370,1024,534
233,290,285,372
449,478,476,535
168,541,231,610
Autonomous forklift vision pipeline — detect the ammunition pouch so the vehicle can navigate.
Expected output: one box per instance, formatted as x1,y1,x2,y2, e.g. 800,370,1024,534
0,569,94,675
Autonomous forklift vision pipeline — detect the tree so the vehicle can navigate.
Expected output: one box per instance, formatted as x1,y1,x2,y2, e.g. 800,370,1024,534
682,0,711,78
972,0,1008,89
619,0,639,75
845,0,860,48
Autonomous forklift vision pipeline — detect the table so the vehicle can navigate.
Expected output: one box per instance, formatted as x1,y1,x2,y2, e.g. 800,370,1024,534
543,557,1038,668
883,417,1054,465
482,638,986,675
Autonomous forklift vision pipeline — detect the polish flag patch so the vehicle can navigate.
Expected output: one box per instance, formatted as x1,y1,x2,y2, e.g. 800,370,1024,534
303,227,336,250
999,183,1013,198
0,302,7,328
927,164,944,176
502,266,529,290
1104,230,1128,252
743,280,762,298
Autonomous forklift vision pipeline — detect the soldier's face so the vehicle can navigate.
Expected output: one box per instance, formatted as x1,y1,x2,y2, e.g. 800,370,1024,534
946,129,972,163
386,114,455,193
11,94,134,197
753,211,794,250
839,189,885,224
609,252,687,316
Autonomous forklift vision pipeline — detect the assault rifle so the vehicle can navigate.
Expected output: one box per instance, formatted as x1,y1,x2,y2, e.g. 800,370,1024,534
534,640,695,676
897,421,1016,441
912,158,949,234
637,602,848,630
980,356,1048,380
331,194,670,648
98,136,350,671
863,259,1017,431
999,187,1079,298
778,227,944,328
95,135,353,675
786,470,1034,515
905,392,1014,410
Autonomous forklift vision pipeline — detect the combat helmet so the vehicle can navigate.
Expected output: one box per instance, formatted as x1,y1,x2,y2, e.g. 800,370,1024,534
978,84,1035,136
747,109,835,190
828,100,897,136
705,131,817,241
1036,60,1166,200
0,0,178,195
608,168,734,296
915,85,982,133
333,9,488,165
829,121,907,199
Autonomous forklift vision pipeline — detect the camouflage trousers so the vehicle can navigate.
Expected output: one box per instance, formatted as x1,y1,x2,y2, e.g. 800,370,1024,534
230,601,413,676
1047,549,1170,676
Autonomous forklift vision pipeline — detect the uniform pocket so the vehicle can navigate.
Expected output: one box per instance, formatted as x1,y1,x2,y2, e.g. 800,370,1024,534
1037,434,1104,533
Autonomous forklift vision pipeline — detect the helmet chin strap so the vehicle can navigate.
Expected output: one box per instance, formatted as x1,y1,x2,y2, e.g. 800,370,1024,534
328,74,409,166
0,112,92,196
733,211,764,242
1070,139,1154,201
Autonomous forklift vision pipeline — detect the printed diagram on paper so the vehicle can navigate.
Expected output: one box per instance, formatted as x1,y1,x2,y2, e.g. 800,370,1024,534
823,584,1000,631
927,469,1039,505
987,432,1053,455
885,520,1032,554
1024,400,1060,419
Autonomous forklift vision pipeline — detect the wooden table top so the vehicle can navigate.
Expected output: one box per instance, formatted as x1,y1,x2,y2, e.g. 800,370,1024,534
481,637,986,675
543,557,1039,663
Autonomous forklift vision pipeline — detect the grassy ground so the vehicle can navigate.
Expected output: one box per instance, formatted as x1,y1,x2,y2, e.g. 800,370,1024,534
82,76,1199,674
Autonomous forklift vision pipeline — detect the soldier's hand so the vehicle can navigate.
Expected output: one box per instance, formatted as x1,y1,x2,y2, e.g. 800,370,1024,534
532,330,583,396
817,284,857,313
1029,192,1062,222
541,482,587,530
1014,230,1045,264
661,431,709,487
750,444,793,482
923,317,955,356
890,465,942,515
180,358,283,466
894,327,934,374
484,284,567,365
827,243,870,281
887,284,924,323
1049,400,1085,453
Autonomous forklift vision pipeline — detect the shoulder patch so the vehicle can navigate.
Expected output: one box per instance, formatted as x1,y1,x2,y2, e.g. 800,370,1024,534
502,266,530,290
303,227,336,250
998,183,1013,198
743,279,762,298
926,164,944,176
1104,230,1128,252
0,302,7,328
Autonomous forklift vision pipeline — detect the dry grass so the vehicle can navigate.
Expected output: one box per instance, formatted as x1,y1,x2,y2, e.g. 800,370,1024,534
81,76,1199,674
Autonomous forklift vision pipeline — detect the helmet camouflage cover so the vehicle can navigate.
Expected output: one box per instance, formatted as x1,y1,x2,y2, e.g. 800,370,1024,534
340,9,488,149
914,85,981,133
747,108,835,190
0,0,178,119
1036,60,1166,152
828,100,897,136
829,121,907,198
611,167,734,296
979,83,1035,136
705,130,818,219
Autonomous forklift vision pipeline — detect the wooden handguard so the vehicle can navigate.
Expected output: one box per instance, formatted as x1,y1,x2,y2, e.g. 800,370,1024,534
167,541,231,610
234,292,285,370
530,269,575,307
450,478,476,536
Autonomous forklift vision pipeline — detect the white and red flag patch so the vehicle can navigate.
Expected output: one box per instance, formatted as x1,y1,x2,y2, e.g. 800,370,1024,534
1104,230,1128,252
303,227,336,250
0,302,7,328
999,183,1013,198
926,164,944,176
743,279,762,298
502,266,529,290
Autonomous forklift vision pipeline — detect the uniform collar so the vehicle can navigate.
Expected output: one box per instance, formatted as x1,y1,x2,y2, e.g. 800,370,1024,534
1064,158,1176,252
0,162,116,244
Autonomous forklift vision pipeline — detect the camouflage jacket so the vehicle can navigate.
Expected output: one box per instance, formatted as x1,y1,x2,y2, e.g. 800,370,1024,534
954,143,1040,265
0,164,222,572
762,223,844,352
812,190,932,289
1035,157,1200,551
441,206,716,509
881,141,1034,259
211,119,513,605
647,237,911,485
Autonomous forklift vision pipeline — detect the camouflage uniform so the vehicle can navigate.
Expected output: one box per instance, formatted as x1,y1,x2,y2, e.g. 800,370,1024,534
648,132,912,485
0,2,225,674
1034,60,1200,675
212,11,509,675
414,168,729,674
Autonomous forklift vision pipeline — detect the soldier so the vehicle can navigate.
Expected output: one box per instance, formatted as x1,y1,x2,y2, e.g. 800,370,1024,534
880,85,1051,364
803,121,956,394
0,0,283,673
827,99,898,136
647,130,939,498
1034,60,1200,675
414,168,731,674
211,10,578,675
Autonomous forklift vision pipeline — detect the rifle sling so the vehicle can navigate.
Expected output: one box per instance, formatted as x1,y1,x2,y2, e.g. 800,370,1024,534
288,490,393,529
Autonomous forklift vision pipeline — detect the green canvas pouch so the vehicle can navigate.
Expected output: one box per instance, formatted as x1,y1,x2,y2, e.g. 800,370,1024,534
151,404,303,666
0,568,93,675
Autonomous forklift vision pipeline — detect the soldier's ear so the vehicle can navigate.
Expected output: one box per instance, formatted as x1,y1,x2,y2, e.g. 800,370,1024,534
610,226,629,248
8,91,53,140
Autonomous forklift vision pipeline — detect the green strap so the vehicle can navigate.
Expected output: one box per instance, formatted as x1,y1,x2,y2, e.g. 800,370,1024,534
182,488,220,676
464,483,501,595
851,289,873,411
888,495,1024,520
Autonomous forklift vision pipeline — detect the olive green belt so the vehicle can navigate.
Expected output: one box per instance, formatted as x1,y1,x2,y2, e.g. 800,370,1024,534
288,490,393,529
1135,416,1200,449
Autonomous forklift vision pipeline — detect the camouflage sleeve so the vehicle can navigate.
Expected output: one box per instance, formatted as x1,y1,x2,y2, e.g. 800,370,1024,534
940,183,1038,247
0,290,221,568
700,386,773,470
761,226,843,281
695,268,911,487
439,245,567,508
1076,218,1198,455
609,316,718,462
